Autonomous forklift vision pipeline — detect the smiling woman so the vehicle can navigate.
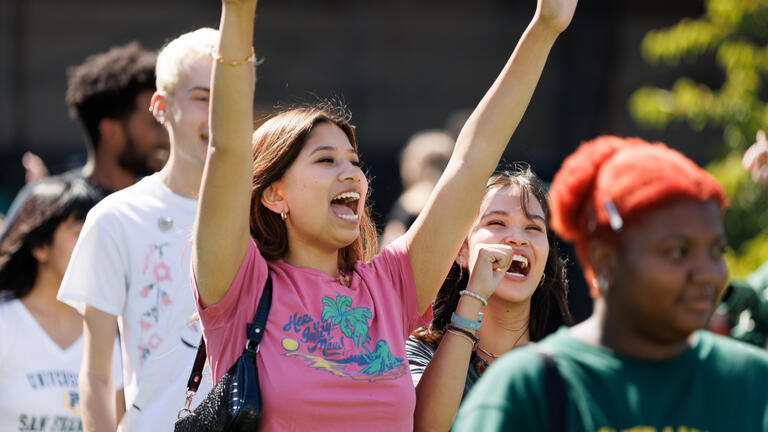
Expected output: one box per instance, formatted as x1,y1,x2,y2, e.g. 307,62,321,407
191,0,577,430
407,166,572,431
246,107,376,269
0,177,121,431
452,136,768,432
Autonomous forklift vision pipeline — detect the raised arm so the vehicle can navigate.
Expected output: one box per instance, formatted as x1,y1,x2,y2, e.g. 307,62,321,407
406,0,577,312
194,0,258,307
414,245,513,432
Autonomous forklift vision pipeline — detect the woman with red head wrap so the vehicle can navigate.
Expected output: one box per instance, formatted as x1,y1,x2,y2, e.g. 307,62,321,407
453,136,768,431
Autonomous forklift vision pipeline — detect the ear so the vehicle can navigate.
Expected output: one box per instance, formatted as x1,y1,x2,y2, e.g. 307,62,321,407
260,181,287,215
150,91,167,124
31,244,50,265
585,238,618,292
98,118,125,152
455,240,470,268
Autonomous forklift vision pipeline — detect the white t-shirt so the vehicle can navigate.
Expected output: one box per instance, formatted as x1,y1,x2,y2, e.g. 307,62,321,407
58,173,211,431
0,299,122,432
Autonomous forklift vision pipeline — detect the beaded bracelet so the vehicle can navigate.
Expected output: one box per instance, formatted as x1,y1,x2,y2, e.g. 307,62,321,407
211,46,256,67
459,290,488,307
451,312,482,331
445,324,479,345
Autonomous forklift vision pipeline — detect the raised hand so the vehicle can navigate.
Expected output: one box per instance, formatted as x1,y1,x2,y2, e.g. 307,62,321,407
743,130,768,186
465,244,514,300
22,151,49,184
535,0,578,34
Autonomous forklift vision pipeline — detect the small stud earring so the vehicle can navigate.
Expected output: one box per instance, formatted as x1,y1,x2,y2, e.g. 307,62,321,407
597,274,610,294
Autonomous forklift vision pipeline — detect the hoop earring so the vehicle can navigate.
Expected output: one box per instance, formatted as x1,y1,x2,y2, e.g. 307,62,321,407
280,209,288,222
538,272,546,287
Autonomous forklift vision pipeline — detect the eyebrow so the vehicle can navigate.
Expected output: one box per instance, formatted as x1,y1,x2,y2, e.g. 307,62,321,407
309,145,358,156
482,209,545,222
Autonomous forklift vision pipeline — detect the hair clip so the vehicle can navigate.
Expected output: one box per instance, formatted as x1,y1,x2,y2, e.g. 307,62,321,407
604,199,623,232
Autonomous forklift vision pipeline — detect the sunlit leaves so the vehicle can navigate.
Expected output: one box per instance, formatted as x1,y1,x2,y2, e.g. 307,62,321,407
630,0,768,277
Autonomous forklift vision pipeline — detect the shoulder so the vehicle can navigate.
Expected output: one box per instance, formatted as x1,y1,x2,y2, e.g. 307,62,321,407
697,331,768,370
453,346,548,430
88,180,146,216
0,298,20,318
0,300,21,353
358,235,411,280
85,176,166,224
463,345,549,405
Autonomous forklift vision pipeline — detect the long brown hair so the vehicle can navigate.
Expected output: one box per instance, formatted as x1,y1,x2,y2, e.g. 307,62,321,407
412,165,572,347
249,103,378,270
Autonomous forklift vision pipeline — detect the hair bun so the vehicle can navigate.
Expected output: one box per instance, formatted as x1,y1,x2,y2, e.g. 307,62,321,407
550,135,728,244
549,135,634,241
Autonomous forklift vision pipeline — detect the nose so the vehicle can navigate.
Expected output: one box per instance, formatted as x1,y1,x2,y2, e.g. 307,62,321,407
338,160,362,183
503,227,528,246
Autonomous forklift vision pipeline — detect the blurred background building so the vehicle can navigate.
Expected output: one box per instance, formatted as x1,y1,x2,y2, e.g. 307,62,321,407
3,0,762,321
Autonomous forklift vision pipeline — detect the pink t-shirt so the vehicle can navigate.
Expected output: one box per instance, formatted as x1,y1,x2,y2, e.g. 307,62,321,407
194,236,424,431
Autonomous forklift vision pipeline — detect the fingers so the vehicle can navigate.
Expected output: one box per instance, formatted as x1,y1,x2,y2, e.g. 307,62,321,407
743,130,768,185
22,151,49,184
466,245,514,299
475,244,514,273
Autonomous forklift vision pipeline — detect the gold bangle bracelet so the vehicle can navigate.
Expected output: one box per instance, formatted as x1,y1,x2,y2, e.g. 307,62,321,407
210,46,256,67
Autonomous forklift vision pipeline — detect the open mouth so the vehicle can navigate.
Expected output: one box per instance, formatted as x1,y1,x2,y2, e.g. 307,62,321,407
506,254,530,277
330,191,360,222
201,132,209,145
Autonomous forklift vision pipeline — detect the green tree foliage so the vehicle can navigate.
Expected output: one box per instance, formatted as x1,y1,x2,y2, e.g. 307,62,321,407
629,0,768,277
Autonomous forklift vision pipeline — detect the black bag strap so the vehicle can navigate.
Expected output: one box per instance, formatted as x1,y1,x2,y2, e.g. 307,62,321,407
185,276,273,394
537,349,567,432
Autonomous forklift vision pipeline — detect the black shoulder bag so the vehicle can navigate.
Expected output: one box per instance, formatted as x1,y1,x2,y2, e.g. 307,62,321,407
174,276,273,432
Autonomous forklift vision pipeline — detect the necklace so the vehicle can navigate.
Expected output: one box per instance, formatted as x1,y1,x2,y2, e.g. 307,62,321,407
338,270,350,287
474,322,529,361
475,345,500,359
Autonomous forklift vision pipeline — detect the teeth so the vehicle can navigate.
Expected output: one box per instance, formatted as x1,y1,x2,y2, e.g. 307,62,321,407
332,191,360,202
512,254,528,268
337,214,358,221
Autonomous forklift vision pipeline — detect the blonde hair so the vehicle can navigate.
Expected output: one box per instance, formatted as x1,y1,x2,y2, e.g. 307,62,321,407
156,27,219,96
399,130,454,189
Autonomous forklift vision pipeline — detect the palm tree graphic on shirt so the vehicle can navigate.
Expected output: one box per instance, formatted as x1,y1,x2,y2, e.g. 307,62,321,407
321,294,403,375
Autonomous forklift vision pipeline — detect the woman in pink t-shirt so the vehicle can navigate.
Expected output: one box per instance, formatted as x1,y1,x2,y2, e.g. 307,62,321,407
193,0,577,430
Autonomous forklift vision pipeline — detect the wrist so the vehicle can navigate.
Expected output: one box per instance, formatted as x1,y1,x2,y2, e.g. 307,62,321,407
222,2,257,18
451,312,482,332
459,288,489,306
527,16,563,43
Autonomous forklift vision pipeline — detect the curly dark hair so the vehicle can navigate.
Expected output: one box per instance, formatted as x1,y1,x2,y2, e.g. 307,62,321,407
412,165,573,347
0,177,100,300
65,42,157,151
